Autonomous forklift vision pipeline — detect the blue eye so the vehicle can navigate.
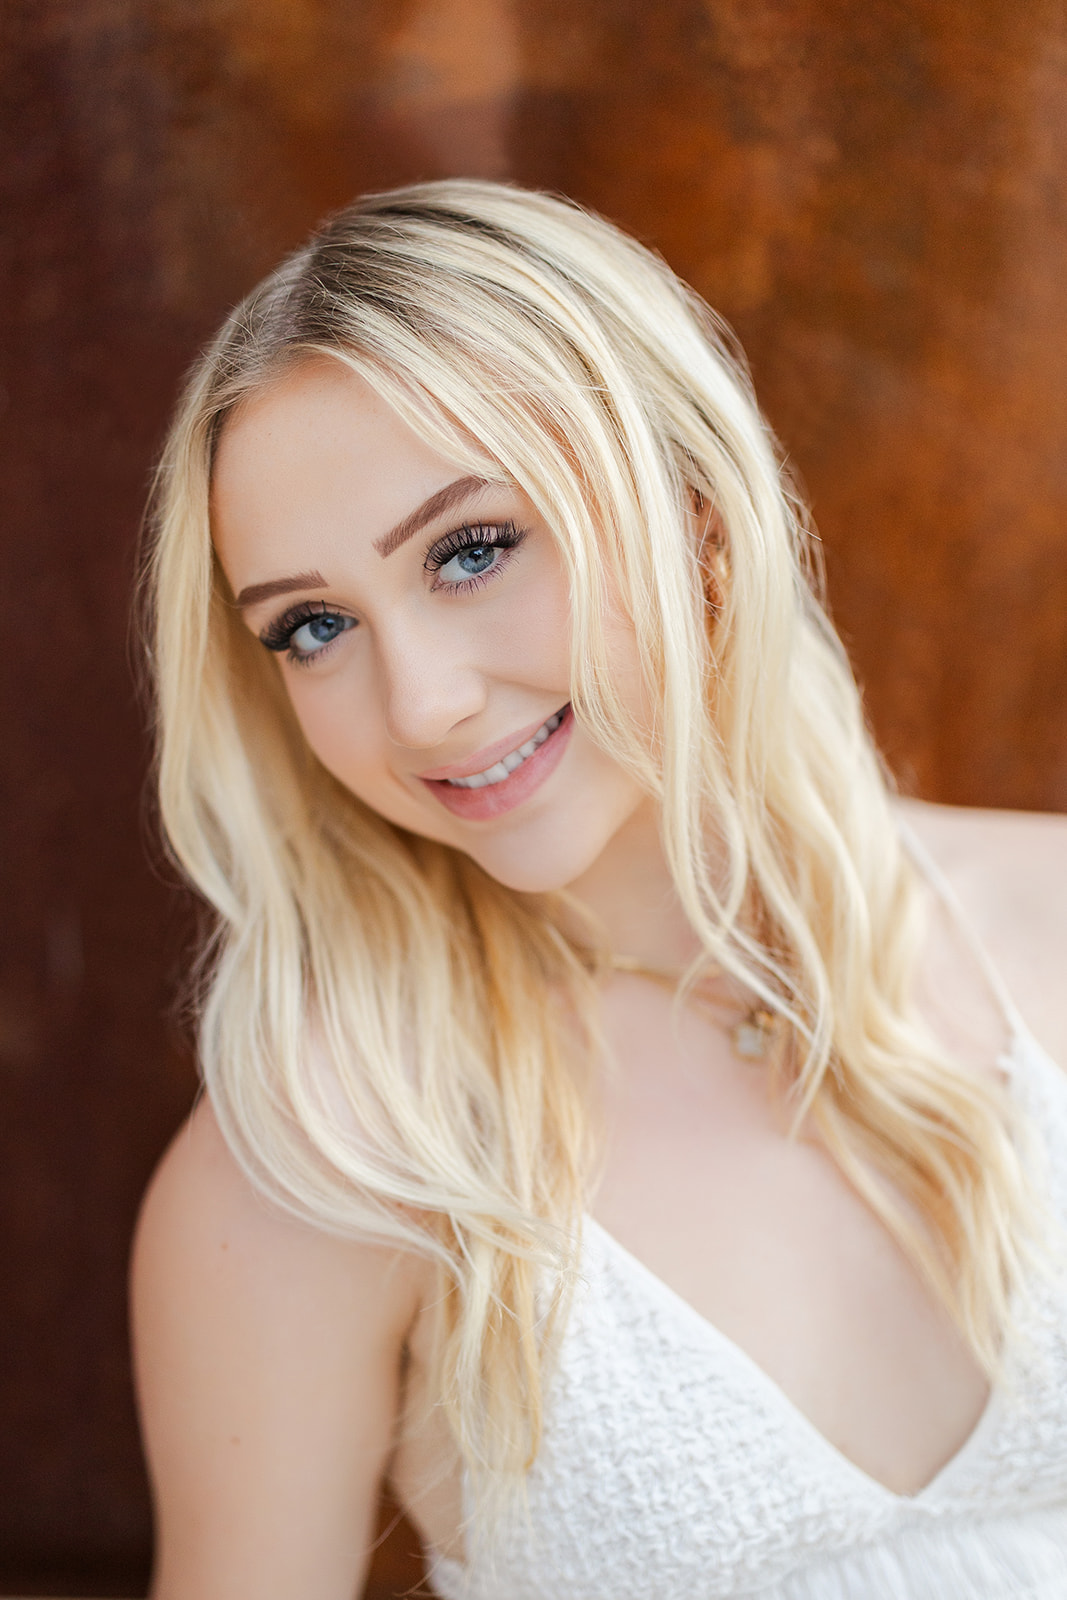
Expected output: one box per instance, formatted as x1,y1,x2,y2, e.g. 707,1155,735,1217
289,611,355,656
259,605,357,662
437,543,500,583
425,521,527,590
287,614,355,659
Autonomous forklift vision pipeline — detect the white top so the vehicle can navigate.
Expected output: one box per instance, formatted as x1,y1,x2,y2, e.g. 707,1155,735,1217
429,883,1067,1598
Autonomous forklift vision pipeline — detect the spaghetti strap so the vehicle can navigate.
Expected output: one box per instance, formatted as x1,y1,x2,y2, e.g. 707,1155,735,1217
896,813,1028,1044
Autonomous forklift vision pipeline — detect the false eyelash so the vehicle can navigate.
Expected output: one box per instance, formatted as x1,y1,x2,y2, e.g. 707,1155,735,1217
258,598,341,653
423,520,527,573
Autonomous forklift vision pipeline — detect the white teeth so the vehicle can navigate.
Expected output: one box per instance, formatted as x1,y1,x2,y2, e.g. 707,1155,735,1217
446,708,566,788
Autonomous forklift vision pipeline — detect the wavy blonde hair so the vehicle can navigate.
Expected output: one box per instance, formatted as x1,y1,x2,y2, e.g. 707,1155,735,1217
146,179,1039,1487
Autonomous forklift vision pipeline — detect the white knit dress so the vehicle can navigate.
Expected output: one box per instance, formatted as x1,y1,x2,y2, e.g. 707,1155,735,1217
429,957,1067,1597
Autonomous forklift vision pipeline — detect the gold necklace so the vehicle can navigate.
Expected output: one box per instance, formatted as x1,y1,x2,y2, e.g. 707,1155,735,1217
606,954,782,1061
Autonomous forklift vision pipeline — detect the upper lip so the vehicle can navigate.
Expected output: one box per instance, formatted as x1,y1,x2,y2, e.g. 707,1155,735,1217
417,705,568,783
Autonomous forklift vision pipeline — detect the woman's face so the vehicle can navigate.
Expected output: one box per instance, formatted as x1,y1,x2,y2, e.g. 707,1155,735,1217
212,358,649,894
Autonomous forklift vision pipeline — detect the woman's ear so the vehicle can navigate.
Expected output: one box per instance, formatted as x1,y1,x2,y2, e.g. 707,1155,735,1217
688,489,728,615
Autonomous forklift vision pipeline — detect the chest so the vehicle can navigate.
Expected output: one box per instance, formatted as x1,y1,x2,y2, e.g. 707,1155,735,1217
428,1204,1067,1600
590,977,990,1496
397,1024,1067,1587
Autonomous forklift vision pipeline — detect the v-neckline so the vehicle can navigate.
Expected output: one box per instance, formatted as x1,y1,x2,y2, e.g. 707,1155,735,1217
582,1209,1005,1507
580,983,1055,1511
579,1022,1050,1510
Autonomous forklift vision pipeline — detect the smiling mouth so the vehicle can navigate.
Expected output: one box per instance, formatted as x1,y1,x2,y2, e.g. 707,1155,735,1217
420,703,574,821
444,707,567,788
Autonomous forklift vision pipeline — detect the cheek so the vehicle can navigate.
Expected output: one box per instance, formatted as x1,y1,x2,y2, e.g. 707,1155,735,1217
605,613,650,724
282,672,385,790
492,555,573,683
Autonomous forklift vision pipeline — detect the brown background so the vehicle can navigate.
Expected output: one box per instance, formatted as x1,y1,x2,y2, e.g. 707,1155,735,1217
2,1,1065,1595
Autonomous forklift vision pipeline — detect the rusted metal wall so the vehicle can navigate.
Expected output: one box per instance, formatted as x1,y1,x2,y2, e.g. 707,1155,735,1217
2,1,1065,1594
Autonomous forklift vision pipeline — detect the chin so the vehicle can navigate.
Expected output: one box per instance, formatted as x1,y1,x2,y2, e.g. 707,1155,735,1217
466,848,590,897
457,798,640,897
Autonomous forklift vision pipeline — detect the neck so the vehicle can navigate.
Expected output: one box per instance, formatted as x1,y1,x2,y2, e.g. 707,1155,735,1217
559,798,703,970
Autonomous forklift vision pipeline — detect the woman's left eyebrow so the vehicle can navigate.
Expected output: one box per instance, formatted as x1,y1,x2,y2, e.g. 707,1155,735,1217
233,477,499,607
373,475,492,558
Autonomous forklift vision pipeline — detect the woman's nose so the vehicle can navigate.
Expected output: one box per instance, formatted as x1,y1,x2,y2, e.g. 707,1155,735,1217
374,611,488,750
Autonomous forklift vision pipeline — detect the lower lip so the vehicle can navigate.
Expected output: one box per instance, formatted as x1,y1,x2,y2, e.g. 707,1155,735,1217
421,705,574,821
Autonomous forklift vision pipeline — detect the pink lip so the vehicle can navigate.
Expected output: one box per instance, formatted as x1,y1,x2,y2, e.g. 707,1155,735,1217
420,704,573,821
418,708,567,783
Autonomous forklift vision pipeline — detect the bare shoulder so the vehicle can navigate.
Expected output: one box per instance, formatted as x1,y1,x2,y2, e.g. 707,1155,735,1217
135,1095,424,1328
132,1098,429,1599
895,796,1067,1068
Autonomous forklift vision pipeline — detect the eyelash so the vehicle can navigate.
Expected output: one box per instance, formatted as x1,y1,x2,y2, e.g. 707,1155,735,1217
257,521,528,665
423,520,527,590
258,599,348,666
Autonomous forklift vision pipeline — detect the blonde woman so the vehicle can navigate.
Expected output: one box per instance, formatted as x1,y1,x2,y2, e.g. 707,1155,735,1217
132,181,1067,1599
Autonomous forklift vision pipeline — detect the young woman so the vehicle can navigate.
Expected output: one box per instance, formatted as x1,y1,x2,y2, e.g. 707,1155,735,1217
132,180,1067,1598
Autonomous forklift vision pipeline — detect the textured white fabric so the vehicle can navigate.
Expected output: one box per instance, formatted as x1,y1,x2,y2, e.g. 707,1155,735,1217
429,1024,1067,1599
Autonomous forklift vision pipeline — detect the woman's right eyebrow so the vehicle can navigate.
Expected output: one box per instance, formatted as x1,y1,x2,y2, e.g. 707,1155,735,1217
233,571,327,609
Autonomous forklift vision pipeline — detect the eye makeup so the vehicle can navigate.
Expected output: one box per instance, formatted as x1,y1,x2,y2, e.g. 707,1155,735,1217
423,520,528,591
256,518,530,665
258,599,357,665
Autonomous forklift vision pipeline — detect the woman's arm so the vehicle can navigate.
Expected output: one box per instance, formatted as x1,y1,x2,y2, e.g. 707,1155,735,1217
131,1098,424,1600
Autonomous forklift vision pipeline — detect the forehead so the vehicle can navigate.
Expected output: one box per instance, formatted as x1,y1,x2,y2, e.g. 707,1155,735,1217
211,358,474,577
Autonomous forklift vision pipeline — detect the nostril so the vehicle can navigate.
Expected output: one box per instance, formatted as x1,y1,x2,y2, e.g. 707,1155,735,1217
384,687,488,752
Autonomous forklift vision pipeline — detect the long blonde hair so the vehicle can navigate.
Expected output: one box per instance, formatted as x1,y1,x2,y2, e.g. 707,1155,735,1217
146,179,1038,1485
